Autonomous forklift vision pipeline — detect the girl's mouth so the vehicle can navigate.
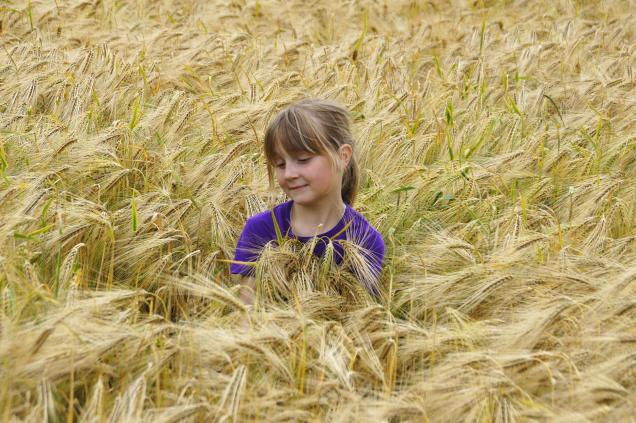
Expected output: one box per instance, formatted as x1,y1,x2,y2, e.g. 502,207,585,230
290,184,308,190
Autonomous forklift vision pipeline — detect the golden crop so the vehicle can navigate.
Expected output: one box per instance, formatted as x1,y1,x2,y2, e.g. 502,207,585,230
1,0,635,421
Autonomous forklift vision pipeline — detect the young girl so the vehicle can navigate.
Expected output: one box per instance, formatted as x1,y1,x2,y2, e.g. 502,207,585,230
230,99,385,304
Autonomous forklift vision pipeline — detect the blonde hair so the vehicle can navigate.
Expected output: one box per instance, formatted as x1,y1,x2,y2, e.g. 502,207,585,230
263,99,359,205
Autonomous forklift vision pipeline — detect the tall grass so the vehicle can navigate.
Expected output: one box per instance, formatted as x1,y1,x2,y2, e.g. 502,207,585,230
1,0,635,421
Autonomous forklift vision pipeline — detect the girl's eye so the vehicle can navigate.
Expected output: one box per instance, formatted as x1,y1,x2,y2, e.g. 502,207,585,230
298,157,311,163
275,163,285,168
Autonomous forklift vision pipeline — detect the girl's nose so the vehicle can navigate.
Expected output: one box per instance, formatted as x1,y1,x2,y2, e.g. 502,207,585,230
284,162,300,179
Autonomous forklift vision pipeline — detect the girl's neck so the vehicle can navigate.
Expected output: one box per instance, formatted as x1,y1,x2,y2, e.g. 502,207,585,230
290,200,346,237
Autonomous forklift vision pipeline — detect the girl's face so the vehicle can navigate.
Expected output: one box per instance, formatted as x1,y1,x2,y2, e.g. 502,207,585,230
273,144,351,207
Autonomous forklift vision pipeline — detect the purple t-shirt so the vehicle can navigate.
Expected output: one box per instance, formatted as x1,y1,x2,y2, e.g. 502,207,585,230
230,201,385,295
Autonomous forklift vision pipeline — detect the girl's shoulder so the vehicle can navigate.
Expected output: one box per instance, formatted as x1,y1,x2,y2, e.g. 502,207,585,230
344,206,384,248
242,200,292,236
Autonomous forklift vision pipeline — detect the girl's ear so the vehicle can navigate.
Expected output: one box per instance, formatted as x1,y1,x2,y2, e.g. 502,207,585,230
338,144,353,167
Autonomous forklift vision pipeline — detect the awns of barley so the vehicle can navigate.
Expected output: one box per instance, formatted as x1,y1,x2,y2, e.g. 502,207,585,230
1,0,636,421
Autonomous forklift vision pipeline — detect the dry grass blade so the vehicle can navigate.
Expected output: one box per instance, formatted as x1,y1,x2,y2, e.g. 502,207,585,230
216,365,247,422
1,0,635,421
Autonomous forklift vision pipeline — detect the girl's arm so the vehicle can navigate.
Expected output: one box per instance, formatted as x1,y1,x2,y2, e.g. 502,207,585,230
235,275,256,306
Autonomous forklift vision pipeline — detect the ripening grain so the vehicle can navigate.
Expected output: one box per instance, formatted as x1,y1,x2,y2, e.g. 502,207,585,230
1,0,635,421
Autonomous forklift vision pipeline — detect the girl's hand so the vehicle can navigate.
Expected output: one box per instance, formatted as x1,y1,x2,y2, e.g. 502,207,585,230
233,276,255,330
238,276,256,307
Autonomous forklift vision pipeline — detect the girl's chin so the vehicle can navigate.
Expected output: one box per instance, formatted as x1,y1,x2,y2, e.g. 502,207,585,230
288,192,317,205
289,195,313,204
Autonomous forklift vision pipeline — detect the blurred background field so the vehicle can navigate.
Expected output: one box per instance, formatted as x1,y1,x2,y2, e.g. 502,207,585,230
1,0,635,421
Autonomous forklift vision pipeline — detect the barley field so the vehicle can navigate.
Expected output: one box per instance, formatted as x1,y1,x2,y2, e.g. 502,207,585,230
1,0,635,421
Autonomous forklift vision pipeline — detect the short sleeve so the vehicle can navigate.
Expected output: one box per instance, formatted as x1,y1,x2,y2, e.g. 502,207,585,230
359,229,385,296
230,218,263,277
344,223,385,297
364,229,385,280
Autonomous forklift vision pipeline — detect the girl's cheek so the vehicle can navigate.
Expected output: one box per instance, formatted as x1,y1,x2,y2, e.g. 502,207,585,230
276,174,287,188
